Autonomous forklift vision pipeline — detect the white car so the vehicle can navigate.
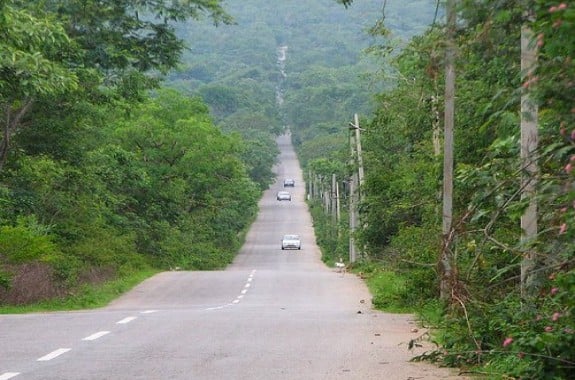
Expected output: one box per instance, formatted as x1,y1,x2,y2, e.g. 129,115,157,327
277,191,292,201
283,178,295,187
281,234,301,250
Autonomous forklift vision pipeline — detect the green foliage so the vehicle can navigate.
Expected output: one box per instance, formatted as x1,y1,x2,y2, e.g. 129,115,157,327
1,84,263,306
0,3,78,98
383,225,440,302
308,201,348,265
299,133,348,170
432,272,575,379
235,132,279,190
364,267,411,313
0,0,282,309
339,1,575,378
88,90,261,267
0,217,61,264
45,0,232,74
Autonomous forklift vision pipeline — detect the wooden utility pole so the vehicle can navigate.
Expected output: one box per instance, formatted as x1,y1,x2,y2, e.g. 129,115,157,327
520,18,539,299
440,0,456,302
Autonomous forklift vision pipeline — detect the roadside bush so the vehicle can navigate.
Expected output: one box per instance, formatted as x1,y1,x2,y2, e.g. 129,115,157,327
158,227,234,270
432,270,575,379
308,201,344,264
0,218,61,264
367,269,409,312
383,225,440,304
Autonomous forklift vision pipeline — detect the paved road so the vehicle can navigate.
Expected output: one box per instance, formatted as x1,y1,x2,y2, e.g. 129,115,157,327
0,134,463,379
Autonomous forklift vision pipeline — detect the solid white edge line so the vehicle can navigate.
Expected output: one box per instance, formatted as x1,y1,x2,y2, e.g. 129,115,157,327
82,331,110,341
116,316,137,324
0,373,20,380
37,348,71,361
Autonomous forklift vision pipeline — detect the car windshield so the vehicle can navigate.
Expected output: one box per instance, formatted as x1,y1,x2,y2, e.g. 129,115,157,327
284,235,299,240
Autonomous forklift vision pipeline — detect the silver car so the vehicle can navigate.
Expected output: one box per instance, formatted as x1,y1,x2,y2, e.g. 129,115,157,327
276,191,291,201
281,234,301,250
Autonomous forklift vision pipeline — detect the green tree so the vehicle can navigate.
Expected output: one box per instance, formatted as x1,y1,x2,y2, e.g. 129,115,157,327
45,0,232,75
0,1,78,170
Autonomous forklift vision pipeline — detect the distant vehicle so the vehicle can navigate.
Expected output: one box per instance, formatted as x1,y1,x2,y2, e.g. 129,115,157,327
283,178,295,187
276,191,292,201
281,234,301,250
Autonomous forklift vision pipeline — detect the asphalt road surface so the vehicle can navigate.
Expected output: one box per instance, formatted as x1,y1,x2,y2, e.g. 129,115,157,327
0,134,465,379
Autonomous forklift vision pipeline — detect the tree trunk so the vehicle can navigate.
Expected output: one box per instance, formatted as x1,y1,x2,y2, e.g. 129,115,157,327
0,99,34,172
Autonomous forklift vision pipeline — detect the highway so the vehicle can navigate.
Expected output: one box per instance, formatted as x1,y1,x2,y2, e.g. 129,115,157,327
0,134,463,379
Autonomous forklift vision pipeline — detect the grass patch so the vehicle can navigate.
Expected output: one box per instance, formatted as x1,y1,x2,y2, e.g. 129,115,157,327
0,268,159,314
361,265,414,313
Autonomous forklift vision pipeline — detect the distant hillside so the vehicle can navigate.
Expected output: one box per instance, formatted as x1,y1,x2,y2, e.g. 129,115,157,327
168,0,438,145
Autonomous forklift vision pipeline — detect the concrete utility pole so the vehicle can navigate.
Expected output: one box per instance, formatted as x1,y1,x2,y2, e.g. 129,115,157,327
331,173,342,240
335,177,341,226
350,113,365,189
440,0,456,302
331,174,340,225
520,17,539,299
349,172,358,263
308,168,313,200
348,114,364,263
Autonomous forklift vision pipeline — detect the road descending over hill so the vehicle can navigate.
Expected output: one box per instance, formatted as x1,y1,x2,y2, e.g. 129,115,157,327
0,134,466,379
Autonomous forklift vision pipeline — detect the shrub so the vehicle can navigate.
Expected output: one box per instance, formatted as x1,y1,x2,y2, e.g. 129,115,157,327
0,218,61,264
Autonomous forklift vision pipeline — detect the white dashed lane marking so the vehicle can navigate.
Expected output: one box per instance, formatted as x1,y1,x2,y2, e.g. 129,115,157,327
0,372,20,380
2,310,160,378
230,269,257,305
37,348,71,361
82,331,110,341
116,316,137,324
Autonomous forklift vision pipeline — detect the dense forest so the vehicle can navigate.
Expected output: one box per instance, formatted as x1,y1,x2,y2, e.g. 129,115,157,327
1,0,574,378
